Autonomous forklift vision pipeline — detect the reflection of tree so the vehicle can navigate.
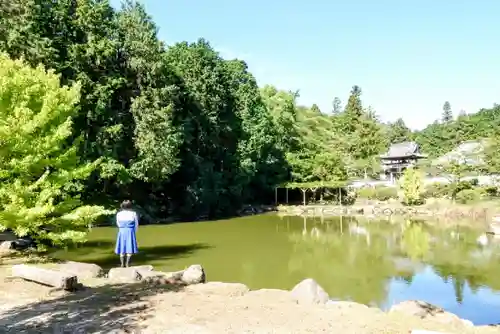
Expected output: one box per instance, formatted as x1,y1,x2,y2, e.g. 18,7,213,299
400,222,431,261
286,215,500,308
453,277,465,304
427,226,500,302
287,224,395,305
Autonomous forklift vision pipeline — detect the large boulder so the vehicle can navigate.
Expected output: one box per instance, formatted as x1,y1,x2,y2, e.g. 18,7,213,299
107,265,154,282
389,300,473,327
290,278,329,305
0,241,14,250
181,264,206,284
57,261,104,279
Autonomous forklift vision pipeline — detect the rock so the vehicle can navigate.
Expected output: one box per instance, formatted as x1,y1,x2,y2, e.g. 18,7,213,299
290,278,329,305
57,261,104,279
11,264,79,290
389,300,468,327
181,264,206,284
185,282,249,297
107,265,153,282
14,238,33,249
0,241,14,250
138,270,184,285
138,270,168,280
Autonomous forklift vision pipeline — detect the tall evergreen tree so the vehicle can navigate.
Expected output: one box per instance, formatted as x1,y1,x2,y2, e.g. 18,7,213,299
332,97,342,114
442,101,453,123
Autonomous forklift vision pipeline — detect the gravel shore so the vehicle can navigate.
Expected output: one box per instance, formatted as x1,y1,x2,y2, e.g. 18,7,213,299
1,255,500,334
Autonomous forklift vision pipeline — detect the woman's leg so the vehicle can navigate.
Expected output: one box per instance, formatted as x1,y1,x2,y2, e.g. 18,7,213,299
125,253,132,267
119,254,125,267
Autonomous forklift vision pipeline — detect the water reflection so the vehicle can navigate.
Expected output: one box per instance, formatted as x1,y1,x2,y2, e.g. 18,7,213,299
285,215,500,324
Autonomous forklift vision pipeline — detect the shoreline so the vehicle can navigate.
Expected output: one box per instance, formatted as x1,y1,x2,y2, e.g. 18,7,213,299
0,254,499,333
276,201,497,223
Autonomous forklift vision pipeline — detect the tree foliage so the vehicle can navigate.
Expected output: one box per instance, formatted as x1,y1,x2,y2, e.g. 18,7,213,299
398,168,424,205
0,55,107,246
1,0,499,228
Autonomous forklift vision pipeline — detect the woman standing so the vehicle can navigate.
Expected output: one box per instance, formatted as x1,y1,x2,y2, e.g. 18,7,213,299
115,200,139,267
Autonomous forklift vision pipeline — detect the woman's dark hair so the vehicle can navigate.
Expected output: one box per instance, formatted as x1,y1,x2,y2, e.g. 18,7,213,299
120,200,133,210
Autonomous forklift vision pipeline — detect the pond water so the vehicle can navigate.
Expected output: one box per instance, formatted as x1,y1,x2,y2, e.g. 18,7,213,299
50,214,500,325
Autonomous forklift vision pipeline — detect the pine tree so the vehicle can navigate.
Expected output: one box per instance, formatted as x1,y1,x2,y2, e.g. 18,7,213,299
388,118,413,144
442,101,453,123
310,103,322,114
343,85,364,133
0,55,108,247
332,97,342,115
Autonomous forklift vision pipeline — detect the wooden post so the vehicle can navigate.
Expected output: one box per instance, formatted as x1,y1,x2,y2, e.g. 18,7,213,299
339,187,342,205
310,188,318,204
301,188,307,206
340,215,343,234
275,187,278,205
285,188,289,204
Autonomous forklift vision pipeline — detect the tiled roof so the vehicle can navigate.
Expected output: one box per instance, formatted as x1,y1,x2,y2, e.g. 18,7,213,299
381,141,424,158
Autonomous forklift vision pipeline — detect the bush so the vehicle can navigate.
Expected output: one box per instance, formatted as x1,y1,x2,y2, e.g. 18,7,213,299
357,186,398,201
423,183,450,199
423,180,478,200
483,186,499,197
398,168,424,205
455,188,486,204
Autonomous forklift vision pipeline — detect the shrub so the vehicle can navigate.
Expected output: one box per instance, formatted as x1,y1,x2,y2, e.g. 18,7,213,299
483,186,499,197
357,186,398,201
423,183,450,199
455,188,486,204
398,168,424,205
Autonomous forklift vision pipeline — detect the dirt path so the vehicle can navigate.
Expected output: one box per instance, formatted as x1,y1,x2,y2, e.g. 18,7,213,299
1,254,500,334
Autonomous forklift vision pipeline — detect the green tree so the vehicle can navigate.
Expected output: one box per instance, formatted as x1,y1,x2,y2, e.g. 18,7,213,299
343,85,363,132
398,167,424,205
442,101,453,123
310,103,322,114
387,118,413,144
0,55,107,247
332,97,342,115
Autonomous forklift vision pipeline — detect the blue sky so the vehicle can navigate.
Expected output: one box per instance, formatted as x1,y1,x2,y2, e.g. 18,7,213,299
111,0,499,129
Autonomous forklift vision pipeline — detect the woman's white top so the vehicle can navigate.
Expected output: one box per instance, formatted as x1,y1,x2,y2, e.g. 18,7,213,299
116,210,139,229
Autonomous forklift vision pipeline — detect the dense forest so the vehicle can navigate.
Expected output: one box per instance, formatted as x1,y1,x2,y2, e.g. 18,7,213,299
0,0,499,243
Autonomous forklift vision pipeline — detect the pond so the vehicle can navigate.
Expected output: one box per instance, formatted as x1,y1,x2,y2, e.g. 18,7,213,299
50,214,500,326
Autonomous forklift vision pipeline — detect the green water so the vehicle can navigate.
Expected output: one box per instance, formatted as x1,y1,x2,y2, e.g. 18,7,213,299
51,214,500,325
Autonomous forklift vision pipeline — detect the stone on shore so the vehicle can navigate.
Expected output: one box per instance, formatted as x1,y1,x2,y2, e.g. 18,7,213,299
181,264,206,284
11,264,79,290
57,261,104,279
185,282,249,297
108,265,154,282
389,300,473,327
290,278,329,305
139,265,206,286
0,241,14,250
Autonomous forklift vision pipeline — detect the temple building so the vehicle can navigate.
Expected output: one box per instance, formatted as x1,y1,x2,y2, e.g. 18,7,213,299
379,141,427,183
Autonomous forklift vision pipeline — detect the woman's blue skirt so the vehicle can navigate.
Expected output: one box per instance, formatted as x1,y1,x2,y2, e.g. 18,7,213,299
115,226,138,255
